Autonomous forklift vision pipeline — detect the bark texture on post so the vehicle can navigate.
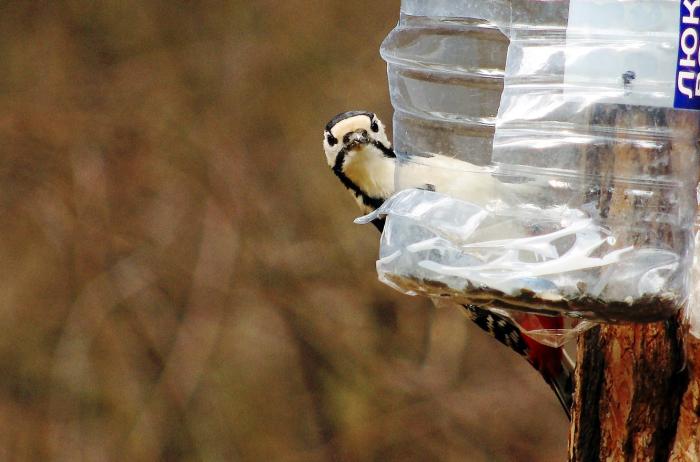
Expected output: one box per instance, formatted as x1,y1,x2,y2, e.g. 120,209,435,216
568,106,700,461
569,321,686,461
669,337,700,460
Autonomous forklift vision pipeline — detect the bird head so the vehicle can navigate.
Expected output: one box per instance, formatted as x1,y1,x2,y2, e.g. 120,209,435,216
322,111,392,170
322,111,396,227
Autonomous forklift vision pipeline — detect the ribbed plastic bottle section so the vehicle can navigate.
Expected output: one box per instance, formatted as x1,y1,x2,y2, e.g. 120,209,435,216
380,7,509,180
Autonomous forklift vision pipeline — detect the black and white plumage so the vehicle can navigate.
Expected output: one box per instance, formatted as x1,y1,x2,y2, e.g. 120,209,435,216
324,110,574,419
462,305,529,357
324,111,395,225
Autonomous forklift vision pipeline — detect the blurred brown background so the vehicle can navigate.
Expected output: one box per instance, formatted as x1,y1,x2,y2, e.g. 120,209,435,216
0,1,566,460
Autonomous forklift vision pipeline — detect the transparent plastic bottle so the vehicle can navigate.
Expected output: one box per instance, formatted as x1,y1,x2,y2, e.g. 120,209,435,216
380,0,510,172
376,1,594,343
375,0,699,323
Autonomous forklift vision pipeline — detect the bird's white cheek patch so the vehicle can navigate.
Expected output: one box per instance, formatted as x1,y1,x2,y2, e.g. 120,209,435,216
324,145,339,165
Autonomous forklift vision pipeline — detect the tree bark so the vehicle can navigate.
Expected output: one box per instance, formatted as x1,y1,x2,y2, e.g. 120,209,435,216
670,336,700,460
568,106,700,461
568,321,687,461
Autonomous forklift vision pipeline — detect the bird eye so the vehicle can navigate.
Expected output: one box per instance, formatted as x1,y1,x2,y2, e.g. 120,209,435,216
370,120,379,133
326,134,338,146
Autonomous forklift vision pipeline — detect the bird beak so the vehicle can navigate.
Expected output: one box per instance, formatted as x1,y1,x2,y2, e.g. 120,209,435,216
345,129,370,149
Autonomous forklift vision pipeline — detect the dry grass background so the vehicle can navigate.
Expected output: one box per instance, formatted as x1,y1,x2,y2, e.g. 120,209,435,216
0,1,567,460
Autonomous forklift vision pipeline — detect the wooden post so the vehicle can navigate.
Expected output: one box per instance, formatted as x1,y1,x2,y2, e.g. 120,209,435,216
569,321,686,461
670,337,700,459
568,107,700,460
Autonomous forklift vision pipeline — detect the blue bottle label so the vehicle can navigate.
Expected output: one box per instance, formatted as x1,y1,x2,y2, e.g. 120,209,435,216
675,0,700,110
565,0,688,110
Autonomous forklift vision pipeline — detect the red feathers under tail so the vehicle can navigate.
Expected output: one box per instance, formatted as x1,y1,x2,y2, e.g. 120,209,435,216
520,315,574,419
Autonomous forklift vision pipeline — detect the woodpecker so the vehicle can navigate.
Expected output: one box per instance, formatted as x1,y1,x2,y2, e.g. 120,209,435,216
323,110,574,418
